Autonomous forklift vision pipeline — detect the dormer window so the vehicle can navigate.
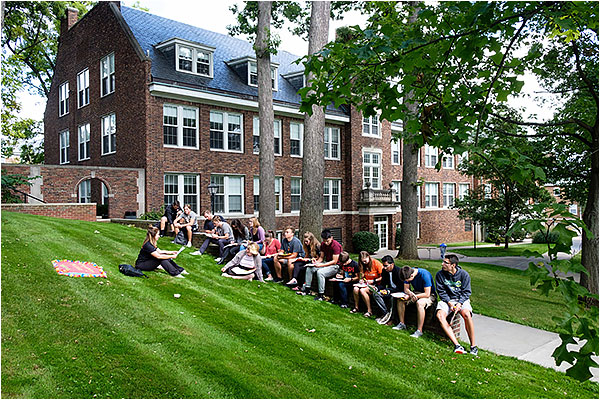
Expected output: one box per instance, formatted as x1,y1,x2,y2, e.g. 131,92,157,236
156,38,214,78
226,57,278,91
283,71,305,91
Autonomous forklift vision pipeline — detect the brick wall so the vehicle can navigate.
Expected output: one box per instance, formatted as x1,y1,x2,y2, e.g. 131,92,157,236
2,203,96,221
1,164,144,219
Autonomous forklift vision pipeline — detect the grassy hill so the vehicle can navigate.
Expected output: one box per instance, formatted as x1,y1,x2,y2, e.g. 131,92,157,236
1,211,597,398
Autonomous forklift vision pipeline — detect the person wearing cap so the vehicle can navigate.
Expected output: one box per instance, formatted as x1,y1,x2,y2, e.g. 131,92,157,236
221,242,264,282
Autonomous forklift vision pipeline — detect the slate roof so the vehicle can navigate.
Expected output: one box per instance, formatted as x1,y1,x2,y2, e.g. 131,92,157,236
120,6,343,113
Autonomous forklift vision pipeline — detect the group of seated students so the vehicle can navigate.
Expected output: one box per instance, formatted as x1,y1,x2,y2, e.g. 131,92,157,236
149,202,477,355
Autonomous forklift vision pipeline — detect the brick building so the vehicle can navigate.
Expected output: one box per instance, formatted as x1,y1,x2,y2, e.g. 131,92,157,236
43,2,475,249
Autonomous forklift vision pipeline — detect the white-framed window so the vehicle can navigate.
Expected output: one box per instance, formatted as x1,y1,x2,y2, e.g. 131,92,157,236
443,183,455,207
163,104,198,148
553,188,561,197
100,53,115,97
248,61,277,90
484,183,492,199
391,139,401,165
78,123,90,161
569,204,578,215
163,174,199,213
253,176,282,214
211,175,244,214
424,144,438,168
101,113,116,155
291,177,301,212
362,115,380,137
78,179,91,203
442,153,454,169
458,183,470,200
77,69,89,108
324,126,340,160
416,185,421,208
253,117,281,155
425,182,439,208
457,151,468,165
176,43,213,77
59,130,69,164
102,182,109,205
392,180,401,202
290,122,303,157
59,82,69,117
323,178,341,211
374,216,388,250
210,111,243,152
363,150,381,189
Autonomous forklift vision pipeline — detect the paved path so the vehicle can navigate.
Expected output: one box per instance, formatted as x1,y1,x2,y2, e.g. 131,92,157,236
372,242,597,381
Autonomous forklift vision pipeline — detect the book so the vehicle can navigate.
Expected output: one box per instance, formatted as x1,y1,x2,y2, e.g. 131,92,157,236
176,246,186,255
391,292,409,300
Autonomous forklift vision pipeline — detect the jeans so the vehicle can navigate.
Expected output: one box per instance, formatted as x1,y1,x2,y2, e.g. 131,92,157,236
305,265,338,294
262,257,274,277
335,281,354,305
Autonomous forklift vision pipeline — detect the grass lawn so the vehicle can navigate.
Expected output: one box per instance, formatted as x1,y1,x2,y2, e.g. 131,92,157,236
450,243,553,257
1,212,597,398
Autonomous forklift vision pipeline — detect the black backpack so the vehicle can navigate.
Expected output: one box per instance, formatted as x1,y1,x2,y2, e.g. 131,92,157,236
119,264,148,278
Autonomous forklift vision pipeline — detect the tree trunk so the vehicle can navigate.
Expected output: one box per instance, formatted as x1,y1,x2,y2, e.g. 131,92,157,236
580,128,598,304
299,1,330,238
396,3,420,260
256,1,276,231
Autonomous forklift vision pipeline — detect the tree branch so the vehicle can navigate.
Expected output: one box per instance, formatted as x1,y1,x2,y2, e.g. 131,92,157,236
571,40,599,107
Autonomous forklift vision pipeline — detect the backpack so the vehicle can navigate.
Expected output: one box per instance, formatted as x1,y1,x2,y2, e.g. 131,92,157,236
119,264,148,278
173,230,188,245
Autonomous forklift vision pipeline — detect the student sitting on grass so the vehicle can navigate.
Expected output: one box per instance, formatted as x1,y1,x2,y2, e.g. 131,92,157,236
159,201,181,237
286,231,321,289
332,251,359,308
224,219,250,262
299,229,341,301
261,231,281,281
173,204,198,247
351,251,383,318
435,254,477,355
273,227,304,283
136,226,187,278
393,265,437,338
246,217,265,252
221,242,264,282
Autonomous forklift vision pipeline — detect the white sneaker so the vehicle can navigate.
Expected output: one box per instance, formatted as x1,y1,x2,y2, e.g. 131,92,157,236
181,270,189,275
215,257,222,263
173,274,185,278
190,250,202,256
265,276,274,281
156,266,165,271
410,330,423,338
186,241,192,248
286,278,297,286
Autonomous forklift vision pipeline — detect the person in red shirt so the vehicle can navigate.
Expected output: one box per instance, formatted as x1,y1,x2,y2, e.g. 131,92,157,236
261,231,281,281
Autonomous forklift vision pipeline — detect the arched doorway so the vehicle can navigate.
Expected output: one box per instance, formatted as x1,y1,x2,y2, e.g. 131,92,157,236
78,178,109,218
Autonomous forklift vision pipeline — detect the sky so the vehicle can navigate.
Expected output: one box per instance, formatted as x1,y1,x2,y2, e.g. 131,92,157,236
15,0,553,124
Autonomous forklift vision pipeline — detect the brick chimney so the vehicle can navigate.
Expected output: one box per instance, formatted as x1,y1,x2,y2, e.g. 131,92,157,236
60,7,79,36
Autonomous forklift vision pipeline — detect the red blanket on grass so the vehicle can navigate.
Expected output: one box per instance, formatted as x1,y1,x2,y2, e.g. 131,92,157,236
52,259,107,278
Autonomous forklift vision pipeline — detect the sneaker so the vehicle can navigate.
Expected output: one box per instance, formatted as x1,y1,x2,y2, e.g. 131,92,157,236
392,322,407,331
180,270,189,275
190,250,202,256
469,346,478,356
215,257,222,263
314,294,325,301
156,266,165,271
186,241,192,248
410,330,423,338
265,276,274,282
171,240,176,244
286,278,298,286
296,290,308,296
340,304,349,309
173,274,185,279
454,344,466,354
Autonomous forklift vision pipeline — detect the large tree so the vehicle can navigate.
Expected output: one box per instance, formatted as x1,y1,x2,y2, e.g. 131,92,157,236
298,1,330,239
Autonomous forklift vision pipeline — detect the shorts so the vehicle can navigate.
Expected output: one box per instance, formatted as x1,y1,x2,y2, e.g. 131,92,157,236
436,299,472,314
406,292,436,308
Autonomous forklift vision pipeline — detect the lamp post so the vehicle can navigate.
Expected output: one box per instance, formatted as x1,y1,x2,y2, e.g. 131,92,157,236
207,183,218,215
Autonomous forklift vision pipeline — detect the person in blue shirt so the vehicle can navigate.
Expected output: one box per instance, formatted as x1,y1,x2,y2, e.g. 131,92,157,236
392,265,437,338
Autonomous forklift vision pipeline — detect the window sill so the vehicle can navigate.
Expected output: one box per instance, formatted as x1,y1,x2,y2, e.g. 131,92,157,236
101,151,116,156
164,145,200,150
100,91,115,98
209,148,244,154
78,157,90,161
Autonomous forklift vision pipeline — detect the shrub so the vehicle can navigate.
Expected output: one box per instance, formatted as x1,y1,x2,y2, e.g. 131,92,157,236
532,230,560,244
395,227,402,249
352,231,380,254
1,172,36,203
140,206,164,221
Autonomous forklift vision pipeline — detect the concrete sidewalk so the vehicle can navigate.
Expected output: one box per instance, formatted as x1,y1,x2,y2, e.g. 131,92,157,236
460,314,598,382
